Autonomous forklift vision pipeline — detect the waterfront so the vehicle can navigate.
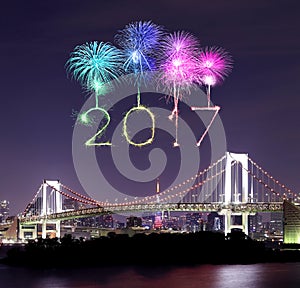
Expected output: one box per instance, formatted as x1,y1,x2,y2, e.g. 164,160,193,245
1,262,300,288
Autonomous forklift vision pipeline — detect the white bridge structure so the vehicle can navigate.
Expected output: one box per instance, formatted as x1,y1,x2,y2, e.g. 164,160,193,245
19,152,298,240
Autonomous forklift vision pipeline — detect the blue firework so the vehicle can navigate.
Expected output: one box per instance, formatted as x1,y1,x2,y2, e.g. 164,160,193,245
115,20,164,75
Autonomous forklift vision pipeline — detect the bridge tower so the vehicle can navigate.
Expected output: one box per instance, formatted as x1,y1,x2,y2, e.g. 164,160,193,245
221,152,251,235
18,180,63,240
41,180,62,238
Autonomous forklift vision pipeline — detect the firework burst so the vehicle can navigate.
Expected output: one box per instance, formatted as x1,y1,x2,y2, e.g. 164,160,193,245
159,31,199,91
197,46,233,106
115,20,164,77
66,41,124,97
66,41,123,146
159,31,199,146
115,21,163,146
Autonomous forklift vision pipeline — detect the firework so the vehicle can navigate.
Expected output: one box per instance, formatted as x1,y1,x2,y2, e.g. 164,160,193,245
66,41,123,146
83,107,111,146
66,41,123,95
123,105,155,147
116,21,163,146
191,47,232,146
159,31,199,146
197,46,233,106
191,105,221,146
66,41,123,110
115,20,163,78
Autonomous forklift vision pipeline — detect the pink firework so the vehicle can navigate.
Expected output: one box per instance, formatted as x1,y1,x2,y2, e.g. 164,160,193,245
159,31,199,146
160,31,199,93
197,46,233,106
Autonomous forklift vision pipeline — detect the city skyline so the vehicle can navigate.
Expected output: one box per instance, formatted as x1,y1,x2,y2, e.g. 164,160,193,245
1,1,300,215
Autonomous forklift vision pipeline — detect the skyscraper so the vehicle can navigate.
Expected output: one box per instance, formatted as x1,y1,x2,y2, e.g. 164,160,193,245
0,200,9,223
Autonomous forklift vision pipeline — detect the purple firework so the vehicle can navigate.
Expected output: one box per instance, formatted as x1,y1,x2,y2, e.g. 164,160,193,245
159,31,199,93
197,46,233,106
159,31,200,146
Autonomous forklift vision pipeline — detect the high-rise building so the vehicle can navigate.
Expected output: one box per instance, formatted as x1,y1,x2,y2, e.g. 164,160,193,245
270,212,283,236
283,201,300,244
126,216,142,228
185,213,202,232
0,200,9,223
103,215,114,228
153,213,162,229
207,212,224,231
249,213,260,233
248,213,264,239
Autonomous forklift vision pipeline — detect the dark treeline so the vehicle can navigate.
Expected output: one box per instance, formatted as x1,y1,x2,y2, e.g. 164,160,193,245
2,230,300,268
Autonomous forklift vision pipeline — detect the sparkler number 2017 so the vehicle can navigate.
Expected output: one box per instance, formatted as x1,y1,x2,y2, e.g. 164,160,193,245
66,21,232,147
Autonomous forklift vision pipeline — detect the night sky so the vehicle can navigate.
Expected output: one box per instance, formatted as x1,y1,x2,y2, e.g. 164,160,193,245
1,0,300,215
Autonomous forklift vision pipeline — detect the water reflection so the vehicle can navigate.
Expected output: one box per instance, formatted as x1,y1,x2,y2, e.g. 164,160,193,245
214,264,264,288
214,263,300,288
1,263,300,288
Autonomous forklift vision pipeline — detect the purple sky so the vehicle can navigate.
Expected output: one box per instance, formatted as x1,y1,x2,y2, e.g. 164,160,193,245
1,0,300,215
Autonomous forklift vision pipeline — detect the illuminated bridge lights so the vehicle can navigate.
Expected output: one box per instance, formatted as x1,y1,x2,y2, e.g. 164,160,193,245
21,154,299,227
20,202,285,224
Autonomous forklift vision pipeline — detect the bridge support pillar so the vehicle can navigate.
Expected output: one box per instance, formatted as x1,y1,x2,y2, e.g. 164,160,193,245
19,223,38,240
242,212,249,235
224,210,231,235
42,220,47,239
56,220,61,239
41,220,61,239
221,210,249,235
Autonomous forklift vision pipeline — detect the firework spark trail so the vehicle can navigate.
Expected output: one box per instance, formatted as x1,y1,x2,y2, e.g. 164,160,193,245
159,31,199,146
196,46,233,107
191,105,221,146
115,21,163,147
66,23,233,149
66,41,124,146
190,46,232,146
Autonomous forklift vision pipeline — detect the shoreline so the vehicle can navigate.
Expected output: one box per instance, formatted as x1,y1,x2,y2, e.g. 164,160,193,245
1,231,300,268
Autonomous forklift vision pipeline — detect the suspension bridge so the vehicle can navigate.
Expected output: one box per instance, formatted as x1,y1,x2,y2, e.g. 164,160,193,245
18,152,299,240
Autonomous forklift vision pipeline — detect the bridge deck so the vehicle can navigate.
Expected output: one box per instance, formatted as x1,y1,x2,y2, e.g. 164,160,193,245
19,202,283,224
